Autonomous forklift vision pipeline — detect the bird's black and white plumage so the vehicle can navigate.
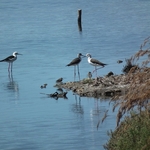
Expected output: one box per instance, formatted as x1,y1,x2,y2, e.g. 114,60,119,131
66,53,85,81
86,53,107,76
86,53,107,67
66,53,85,67
0,51,22,72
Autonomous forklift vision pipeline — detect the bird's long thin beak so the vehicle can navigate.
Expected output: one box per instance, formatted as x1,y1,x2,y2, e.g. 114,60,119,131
81,55,86,58
18,53,22,55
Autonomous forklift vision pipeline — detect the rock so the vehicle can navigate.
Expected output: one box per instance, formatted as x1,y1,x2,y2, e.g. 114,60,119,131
54,74,130,98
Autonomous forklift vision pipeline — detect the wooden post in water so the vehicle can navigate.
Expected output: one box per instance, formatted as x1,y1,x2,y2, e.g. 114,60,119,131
78,9,82,31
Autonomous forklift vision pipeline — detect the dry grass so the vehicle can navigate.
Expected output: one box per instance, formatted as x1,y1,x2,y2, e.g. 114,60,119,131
116,37,150,126
97,110,108,130
103,37,150,150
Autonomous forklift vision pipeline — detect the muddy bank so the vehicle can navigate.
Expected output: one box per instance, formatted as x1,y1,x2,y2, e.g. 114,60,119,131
54,73,130,98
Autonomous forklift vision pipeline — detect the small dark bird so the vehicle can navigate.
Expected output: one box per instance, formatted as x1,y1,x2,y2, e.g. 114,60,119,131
50,91,68,99
49,92,59,100
40,84,47,89
106,71,114,77
87,72,92,79
0,51,22,72
43,84,47,88
66,53,85,80
86,53,107,76
50,92,58,97
57,92,68,98
117,60,123,64
56,77,63,83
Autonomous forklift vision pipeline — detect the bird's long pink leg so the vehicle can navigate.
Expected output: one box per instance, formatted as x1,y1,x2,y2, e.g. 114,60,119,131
74,66,76,81
8,63,10,72
96,66,97,77
77,64,80,81
11,63,13,72
92,66,97,77
93,66,104,73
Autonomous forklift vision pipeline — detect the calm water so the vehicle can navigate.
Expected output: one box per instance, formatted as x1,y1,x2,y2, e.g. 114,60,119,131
0,0,150,149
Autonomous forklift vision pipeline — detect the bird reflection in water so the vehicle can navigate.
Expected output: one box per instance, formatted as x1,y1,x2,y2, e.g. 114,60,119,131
90,99,102,116
71,95,84,115
7,72,19,94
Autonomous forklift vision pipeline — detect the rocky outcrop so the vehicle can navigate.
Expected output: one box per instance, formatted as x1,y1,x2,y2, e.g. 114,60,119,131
55,73,130,98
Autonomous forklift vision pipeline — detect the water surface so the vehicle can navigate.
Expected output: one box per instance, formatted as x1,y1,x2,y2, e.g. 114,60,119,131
0,0,150,149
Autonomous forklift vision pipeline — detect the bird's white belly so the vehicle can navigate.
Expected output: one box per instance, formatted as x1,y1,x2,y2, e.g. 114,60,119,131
88,58,97,66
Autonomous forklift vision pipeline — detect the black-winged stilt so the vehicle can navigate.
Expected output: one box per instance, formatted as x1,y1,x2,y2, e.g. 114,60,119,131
0,51,22,72
66,53,85,81
86,53,107,76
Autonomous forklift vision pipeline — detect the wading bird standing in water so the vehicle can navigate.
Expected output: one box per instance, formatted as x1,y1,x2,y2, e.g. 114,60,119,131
86,53,107,77
66,53,85,81
0,51,22,72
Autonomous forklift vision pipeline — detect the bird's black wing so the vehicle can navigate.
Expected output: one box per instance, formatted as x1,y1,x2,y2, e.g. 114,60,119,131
91,58,107,66
56,78,63,82
0,55,14,62
66,58,80,66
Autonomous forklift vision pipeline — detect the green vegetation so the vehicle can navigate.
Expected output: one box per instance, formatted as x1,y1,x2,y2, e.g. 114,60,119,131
104,111,150,150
